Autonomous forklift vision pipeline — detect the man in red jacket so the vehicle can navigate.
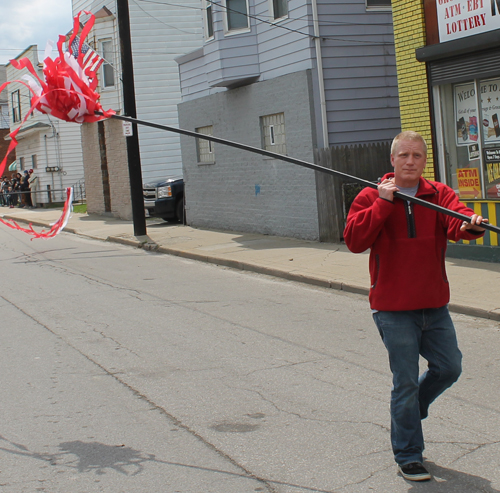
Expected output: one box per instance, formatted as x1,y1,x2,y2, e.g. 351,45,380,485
344,131,487,482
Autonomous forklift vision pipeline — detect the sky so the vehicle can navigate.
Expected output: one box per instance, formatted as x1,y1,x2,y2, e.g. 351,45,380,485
0,0,73,65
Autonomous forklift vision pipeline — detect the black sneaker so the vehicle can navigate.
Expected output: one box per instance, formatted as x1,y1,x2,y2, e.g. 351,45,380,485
398,462,431,481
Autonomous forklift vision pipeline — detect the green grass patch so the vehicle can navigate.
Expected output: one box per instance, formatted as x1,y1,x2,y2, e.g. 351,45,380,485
72,203,87,214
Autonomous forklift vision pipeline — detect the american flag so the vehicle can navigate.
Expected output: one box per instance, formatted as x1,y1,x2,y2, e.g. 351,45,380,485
70,36,104,75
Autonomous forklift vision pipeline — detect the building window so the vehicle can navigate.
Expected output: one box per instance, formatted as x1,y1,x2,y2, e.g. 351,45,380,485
196,126,215,163
100,40,115,88
19,157,25,171
225,0,249,31
0,104,9,128
261,113,286,155
11,90,21,123
270,0,288,20
203,0,214,39
366,0,391,8
28,92,35,118
31,154,38,169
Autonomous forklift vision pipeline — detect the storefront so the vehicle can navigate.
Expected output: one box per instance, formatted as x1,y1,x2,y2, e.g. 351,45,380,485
414,0,500,261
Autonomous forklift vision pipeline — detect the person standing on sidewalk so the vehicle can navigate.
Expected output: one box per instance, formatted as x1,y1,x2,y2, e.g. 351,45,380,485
28,169,39,208
343,131,488,482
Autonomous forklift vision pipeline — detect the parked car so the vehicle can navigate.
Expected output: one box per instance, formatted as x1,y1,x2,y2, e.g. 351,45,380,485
143,176,184,222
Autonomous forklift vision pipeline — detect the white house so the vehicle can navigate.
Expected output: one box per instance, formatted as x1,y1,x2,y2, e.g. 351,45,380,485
72,1,204,184
6,46,86,205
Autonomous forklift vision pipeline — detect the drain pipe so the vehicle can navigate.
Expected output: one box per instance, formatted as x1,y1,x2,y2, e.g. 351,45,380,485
311,0,329,149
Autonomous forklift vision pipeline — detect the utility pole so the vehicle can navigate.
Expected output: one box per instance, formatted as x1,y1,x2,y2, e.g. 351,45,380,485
116,0,147,237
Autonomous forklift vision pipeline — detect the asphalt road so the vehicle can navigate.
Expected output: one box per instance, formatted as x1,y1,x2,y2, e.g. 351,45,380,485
0,228,499,492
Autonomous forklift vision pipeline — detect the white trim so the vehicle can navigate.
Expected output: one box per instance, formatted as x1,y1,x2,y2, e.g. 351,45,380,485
202,0,215,41
99,38,115,89
268,0,288,22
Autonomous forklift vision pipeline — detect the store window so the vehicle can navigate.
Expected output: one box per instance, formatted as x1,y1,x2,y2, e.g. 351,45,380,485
435,78,500,200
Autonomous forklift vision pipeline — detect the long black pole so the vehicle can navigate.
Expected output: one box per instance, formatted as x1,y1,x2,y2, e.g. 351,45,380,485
104,113,500,236
116,0,147,237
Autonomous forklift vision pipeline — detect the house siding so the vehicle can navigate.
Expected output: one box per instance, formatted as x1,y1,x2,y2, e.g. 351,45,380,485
317,0,400,145
178,0,400,146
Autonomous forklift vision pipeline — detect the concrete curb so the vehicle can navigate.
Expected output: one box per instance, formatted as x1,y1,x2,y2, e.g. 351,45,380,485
5,216,498,322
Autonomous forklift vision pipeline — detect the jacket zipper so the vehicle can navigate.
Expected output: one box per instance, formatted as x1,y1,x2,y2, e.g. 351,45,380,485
405,201,417,238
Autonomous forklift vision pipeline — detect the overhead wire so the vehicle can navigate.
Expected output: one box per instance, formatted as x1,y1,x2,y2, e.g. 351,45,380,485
136,0,395,46
0,0,394,62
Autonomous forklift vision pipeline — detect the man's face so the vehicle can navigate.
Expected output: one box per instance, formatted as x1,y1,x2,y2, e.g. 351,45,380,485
390,139,427,188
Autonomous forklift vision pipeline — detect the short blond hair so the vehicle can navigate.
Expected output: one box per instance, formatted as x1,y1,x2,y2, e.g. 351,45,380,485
391,131,428,156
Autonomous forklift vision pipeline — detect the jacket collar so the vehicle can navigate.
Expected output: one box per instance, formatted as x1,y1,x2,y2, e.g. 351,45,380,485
380,173,438,197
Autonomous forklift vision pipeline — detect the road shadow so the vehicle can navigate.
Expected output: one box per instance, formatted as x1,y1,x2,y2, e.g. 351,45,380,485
0,436,156,476
0,435,343,491
58,440,155,475
405,461,500,492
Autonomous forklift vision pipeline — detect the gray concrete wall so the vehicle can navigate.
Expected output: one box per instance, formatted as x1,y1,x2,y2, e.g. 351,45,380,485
81,119,132,220
178,70,319,240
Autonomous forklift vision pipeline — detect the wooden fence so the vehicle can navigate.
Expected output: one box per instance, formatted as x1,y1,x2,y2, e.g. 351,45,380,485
315,142,392,242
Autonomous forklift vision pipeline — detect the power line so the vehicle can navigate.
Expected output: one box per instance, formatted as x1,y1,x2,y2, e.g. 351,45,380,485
136,0,394,46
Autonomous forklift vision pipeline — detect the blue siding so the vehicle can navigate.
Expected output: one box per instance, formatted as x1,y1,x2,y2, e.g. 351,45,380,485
177,0,401,145
317,0,400,145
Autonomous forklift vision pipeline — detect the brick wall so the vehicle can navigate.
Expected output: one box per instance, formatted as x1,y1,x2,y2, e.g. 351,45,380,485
81,119,132,220
104,119,132,220
392,0,435,180
177,70,320,241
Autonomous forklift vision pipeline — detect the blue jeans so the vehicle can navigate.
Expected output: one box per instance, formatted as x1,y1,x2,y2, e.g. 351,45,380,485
373,306,462,465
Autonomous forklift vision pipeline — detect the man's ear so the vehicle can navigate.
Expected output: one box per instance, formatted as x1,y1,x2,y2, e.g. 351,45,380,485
390,154,395,168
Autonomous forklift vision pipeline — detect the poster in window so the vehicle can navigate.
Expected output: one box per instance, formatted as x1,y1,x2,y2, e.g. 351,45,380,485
454,83,477,146
483,147,500,198
479,78,500,144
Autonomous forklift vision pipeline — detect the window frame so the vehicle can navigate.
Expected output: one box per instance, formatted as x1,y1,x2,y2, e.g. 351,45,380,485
223,0,251,34
202,0,215,40
366,0,391,10
196,125,215,164
261,112,286,155
11,90,21,123
100,39,115,89
269,0,288,22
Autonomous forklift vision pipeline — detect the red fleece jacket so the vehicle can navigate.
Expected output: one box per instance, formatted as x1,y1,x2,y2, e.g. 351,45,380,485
343,173,484,311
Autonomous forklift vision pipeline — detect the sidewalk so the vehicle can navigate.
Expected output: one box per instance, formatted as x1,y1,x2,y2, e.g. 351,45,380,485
4,207,500,321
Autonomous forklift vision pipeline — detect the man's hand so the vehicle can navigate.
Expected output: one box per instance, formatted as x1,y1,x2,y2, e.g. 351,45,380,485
460,214,488,232
378,178,399,202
